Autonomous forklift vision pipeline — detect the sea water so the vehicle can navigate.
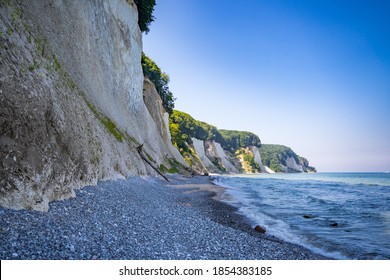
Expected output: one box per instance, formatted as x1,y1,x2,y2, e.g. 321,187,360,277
212,172,390,259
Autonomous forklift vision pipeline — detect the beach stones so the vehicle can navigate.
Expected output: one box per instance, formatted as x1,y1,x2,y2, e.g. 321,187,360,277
254,225,266,234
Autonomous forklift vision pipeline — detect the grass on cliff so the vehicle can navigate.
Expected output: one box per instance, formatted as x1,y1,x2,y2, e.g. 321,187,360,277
84,100,125,142
159,157,185,174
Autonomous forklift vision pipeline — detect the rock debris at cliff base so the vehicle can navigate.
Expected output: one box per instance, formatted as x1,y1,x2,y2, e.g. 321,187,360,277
0,175,328,260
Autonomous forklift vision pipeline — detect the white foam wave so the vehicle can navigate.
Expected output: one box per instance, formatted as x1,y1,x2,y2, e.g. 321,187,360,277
213,175,348,259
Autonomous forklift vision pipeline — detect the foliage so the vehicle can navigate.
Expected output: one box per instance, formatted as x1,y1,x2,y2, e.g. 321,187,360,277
169,110,223,143
85,99,125,142
133,0,156,34
259,144,300,172
243,152,261,172
236,148,261,173
219,129,261,152
169,111,263,159
141,53,175,114
211,158,227,173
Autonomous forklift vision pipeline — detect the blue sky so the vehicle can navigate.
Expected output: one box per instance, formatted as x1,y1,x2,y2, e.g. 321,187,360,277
143,0,390,172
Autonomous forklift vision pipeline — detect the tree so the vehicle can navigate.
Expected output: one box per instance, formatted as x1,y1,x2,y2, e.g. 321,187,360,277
141,53,175,114
219,130,261,152
133,0,156,34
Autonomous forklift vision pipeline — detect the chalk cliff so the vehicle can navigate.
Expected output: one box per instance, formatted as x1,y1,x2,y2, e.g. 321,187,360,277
205,140,239,173
259,144,316,173
0,0,186,210
250,146,274,173
0,1,317,210
169,111,315,175
191,138,215,173
281,156,304,173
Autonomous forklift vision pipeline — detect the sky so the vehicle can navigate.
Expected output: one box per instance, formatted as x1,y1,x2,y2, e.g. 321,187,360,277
143,0,390,172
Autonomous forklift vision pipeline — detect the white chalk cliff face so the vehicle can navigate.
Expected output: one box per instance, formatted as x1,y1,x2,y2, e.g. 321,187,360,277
191,138,215,171
143,79,187,167
0,0,186,210
250,146,271,173
205,140,238,173
285,157,304,172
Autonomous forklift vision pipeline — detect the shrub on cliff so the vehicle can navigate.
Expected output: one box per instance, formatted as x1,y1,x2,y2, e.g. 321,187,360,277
133,0,156,34
169,111,264,153
169,110,224,144
219,130,261,152
242,152,261,172
260,144,299,171
141,53,175,114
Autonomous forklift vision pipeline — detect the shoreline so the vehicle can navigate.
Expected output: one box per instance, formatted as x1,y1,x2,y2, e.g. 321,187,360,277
168,175,331,258
0,174,329,260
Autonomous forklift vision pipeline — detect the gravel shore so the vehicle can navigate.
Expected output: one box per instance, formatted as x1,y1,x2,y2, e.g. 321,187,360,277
0,175,329,260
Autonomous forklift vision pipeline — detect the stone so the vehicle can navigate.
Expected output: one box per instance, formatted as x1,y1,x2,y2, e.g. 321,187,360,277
330,222,339,227
254,225,266,234
303,214,314,219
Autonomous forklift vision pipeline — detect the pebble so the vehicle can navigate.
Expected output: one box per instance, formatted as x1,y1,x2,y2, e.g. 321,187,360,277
0,176,329,260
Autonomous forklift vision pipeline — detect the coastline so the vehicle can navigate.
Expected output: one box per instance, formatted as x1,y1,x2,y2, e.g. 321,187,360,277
0,175,329,260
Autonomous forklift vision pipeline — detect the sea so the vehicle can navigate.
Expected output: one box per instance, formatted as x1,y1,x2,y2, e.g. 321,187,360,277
212,172,390,260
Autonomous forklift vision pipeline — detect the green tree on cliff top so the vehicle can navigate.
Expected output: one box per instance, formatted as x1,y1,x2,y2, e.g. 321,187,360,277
142,53,175,114
133,0,156,34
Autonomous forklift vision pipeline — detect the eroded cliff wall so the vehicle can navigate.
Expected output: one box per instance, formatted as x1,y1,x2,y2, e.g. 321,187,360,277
250,146,272,173
0,0,186,210
204,140,238,173
143,78,187,167
191,138,214,173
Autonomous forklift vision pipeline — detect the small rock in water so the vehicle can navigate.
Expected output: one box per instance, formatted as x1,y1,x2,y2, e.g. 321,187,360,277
303,214,314,219
254,225,266,234
330,222,339,227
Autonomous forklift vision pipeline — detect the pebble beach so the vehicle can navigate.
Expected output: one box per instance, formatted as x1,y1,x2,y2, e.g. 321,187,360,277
0,175,329,260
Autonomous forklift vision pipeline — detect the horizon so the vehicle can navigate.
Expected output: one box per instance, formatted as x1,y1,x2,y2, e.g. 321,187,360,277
143,0,390,173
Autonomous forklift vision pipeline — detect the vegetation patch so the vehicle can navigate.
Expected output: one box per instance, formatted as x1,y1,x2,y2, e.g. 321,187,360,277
90,155,100,166
239,149,260,173
34,36,46,56
132,0,156,34
142,53,175,114
159,163,178,174
166,157,180,173
211,158,226,173
0,0,13,8
6,26,12,35
10,6,22,24
43,50,125,143
159,157,182,174
168,110,264,173
84,99,125,142
169,110,261,154
52,54,61,71
219,129,261,152
144,151,156,164
259,144,302,172
159,164,168,173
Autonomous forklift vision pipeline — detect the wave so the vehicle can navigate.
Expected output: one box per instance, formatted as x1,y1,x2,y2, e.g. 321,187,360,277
211,174,390,260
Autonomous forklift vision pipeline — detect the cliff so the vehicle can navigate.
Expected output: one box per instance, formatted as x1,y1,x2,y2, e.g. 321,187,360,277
260,144,316,173
0,0,186,210
0,0,316,210
169,111,315,174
